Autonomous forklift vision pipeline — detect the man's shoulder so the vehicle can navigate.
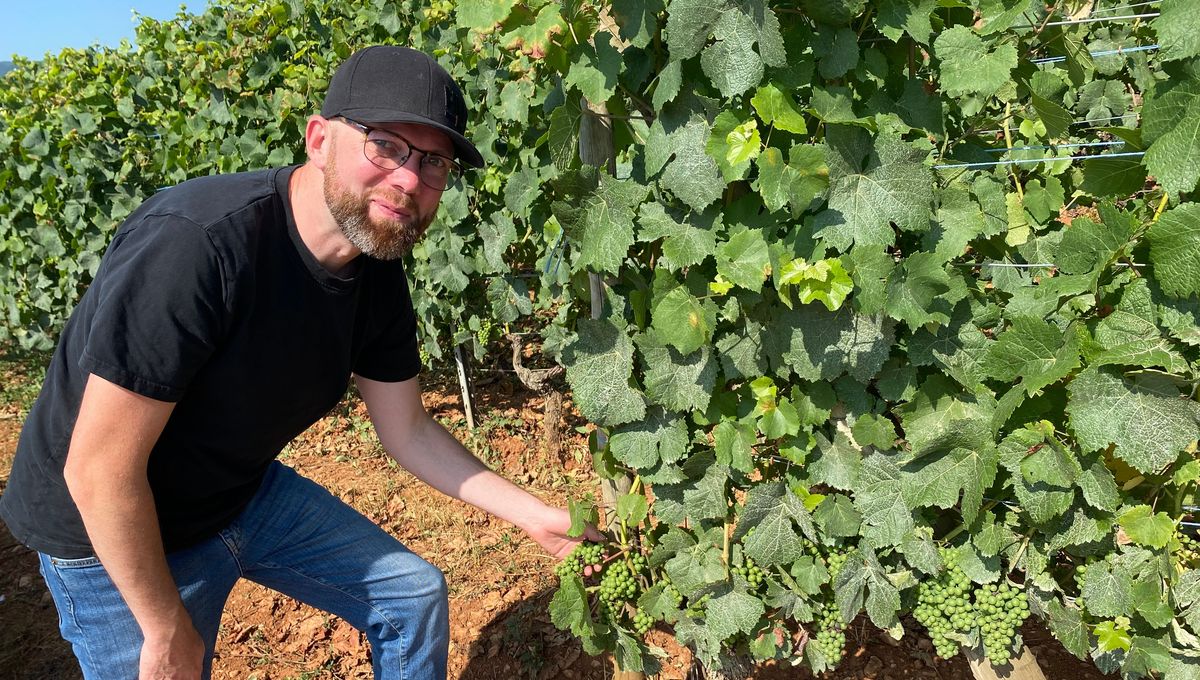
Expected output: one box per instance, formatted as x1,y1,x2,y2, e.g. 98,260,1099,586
127,167,289,233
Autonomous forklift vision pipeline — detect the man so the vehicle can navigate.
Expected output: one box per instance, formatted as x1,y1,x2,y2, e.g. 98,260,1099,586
0,45,596,680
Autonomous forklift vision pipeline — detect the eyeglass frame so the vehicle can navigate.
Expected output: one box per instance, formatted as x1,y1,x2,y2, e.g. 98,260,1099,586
334,116,464,191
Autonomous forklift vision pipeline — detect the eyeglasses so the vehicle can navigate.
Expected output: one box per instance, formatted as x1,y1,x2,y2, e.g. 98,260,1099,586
337,117,463,191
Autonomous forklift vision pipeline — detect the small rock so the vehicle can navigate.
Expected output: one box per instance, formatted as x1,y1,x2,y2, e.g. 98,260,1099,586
864,655,883,677
18,575,34,588
40,592,54,607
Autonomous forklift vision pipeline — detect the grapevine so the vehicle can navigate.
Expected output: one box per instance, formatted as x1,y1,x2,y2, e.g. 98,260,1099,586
3,0,1199,677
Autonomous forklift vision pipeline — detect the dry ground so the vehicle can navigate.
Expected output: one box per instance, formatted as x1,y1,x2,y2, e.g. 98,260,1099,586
0,359,1113,680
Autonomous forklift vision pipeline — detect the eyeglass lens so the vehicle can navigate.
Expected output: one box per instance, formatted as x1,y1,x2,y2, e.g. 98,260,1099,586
363,129,460,190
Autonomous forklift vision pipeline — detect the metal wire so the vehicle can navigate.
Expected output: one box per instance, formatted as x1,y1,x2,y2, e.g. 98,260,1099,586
1014,12,1160,28
1092,1,1160,13
933,150,1145,170
960,262,1147,269
969,113,1137,136
984,141,1125,153
1031,44,1159,64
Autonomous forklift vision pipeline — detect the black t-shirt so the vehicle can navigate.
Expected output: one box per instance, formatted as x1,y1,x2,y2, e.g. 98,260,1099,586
0,166,421,558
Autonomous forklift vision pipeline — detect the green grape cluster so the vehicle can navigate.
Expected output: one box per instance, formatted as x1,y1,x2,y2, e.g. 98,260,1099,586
975,582,1030,665
914,549,1031,665
1176,532,1199,569
661,574,683,607
732,556,766,589
811,601,847,663
599,559,638,606
1073,562,1088,611
632,609,654,635
475,318,494,348
826,549,849,580
554,541,604,579
913,549,974,659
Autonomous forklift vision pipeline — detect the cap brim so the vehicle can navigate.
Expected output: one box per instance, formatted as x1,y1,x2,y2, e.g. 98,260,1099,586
341,108,485,169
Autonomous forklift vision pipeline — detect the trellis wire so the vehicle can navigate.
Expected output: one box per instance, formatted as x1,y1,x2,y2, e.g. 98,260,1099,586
1031,44,1159,64
1092,1,1159,13
954,262,1145,269
984,140,1125,153
933,150,1144,170
1013,12,1159,29
971,113,1138,136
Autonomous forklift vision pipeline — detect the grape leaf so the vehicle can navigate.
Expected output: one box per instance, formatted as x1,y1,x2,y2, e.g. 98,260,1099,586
853,453,914,547
562,318,647,426
486,275,532,323
1156,0,1200,62
1142,78,1200,197
779,304,895,383
651,286,715,354
638,332,718,412
814,493,862,538
717,228,772,292
1082,560,1134,618
933,26,1018,97
814,126,933,250
564,30,623,103
706,587,767,640
1056,216,1135,276
714,419,756,473
875,0,936,44
611,0,665,48
814,26,859,80
660,116,726,211
981,317,1082,395
1117,506,1174,550
755,144,828,216
808,430,862,491
751,83,808,134
701,5,786,99
609,408,689,469
551,168,648,273
550,573,591,632
903,444,999,525
637,202,719,271
1067,367,1200,475
734,481,811,566
1148,203,1200,299
1047,600,1091,659
883,252,954,329
685,458,732,520
898,374,996,460
665,540,727,596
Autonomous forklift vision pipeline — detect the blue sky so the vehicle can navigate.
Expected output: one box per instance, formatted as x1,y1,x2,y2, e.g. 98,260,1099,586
2,0,201,60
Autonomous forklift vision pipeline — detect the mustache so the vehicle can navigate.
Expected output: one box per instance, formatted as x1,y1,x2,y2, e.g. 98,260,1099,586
369,190,418,213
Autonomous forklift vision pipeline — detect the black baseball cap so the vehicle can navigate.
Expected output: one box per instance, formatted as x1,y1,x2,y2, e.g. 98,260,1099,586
321,46,484,168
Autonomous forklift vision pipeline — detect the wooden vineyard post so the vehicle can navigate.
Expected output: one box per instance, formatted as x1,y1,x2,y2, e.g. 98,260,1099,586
451,323,477,431
965,645,1048,680
579,93,643,680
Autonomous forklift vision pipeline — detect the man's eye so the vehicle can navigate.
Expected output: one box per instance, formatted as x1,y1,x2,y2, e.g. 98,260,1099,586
424,155,448,170
370,139,403,156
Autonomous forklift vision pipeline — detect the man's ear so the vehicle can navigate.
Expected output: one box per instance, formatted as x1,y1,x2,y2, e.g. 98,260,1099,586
305,115,332,170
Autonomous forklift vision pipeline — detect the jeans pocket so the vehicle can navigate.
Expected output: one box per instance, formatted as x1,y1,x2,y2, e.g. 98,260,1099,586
48,555,102,569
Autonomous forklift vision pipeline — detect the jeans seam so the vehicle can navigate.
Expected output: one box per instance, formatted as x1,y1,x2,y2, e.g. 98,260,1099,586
46,557,104,680
269,564,409,680
217,530,245,577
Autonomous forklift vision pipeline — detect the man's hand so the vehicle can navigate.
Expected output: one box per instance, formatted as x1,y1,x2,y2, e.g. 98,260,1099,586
523,504,604,560
138,608,205,680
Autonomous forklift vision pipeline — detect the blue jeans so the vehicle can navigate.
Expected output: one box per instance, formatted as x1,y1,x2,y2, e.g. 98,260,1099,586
38,461,449,680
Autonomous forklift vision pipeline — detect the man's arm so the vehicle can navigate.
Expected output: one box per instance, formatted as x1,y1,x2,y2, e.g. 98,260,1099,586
62,374,204,680
355,375,600,559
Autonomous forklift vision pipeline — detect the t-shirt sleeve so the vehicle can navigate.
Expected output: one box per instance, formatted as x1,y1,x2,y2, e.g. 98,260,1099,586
80,217,228,402
351,265,422,383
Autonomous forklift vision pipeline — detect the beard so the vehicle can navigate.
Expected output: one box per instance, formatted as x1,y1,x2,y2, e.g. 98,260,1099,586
322,152,434,261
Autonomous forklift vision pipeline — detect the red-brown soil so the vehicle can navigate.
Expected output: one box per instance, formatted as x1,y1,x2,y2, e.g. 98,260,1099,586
0,369,1114,680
